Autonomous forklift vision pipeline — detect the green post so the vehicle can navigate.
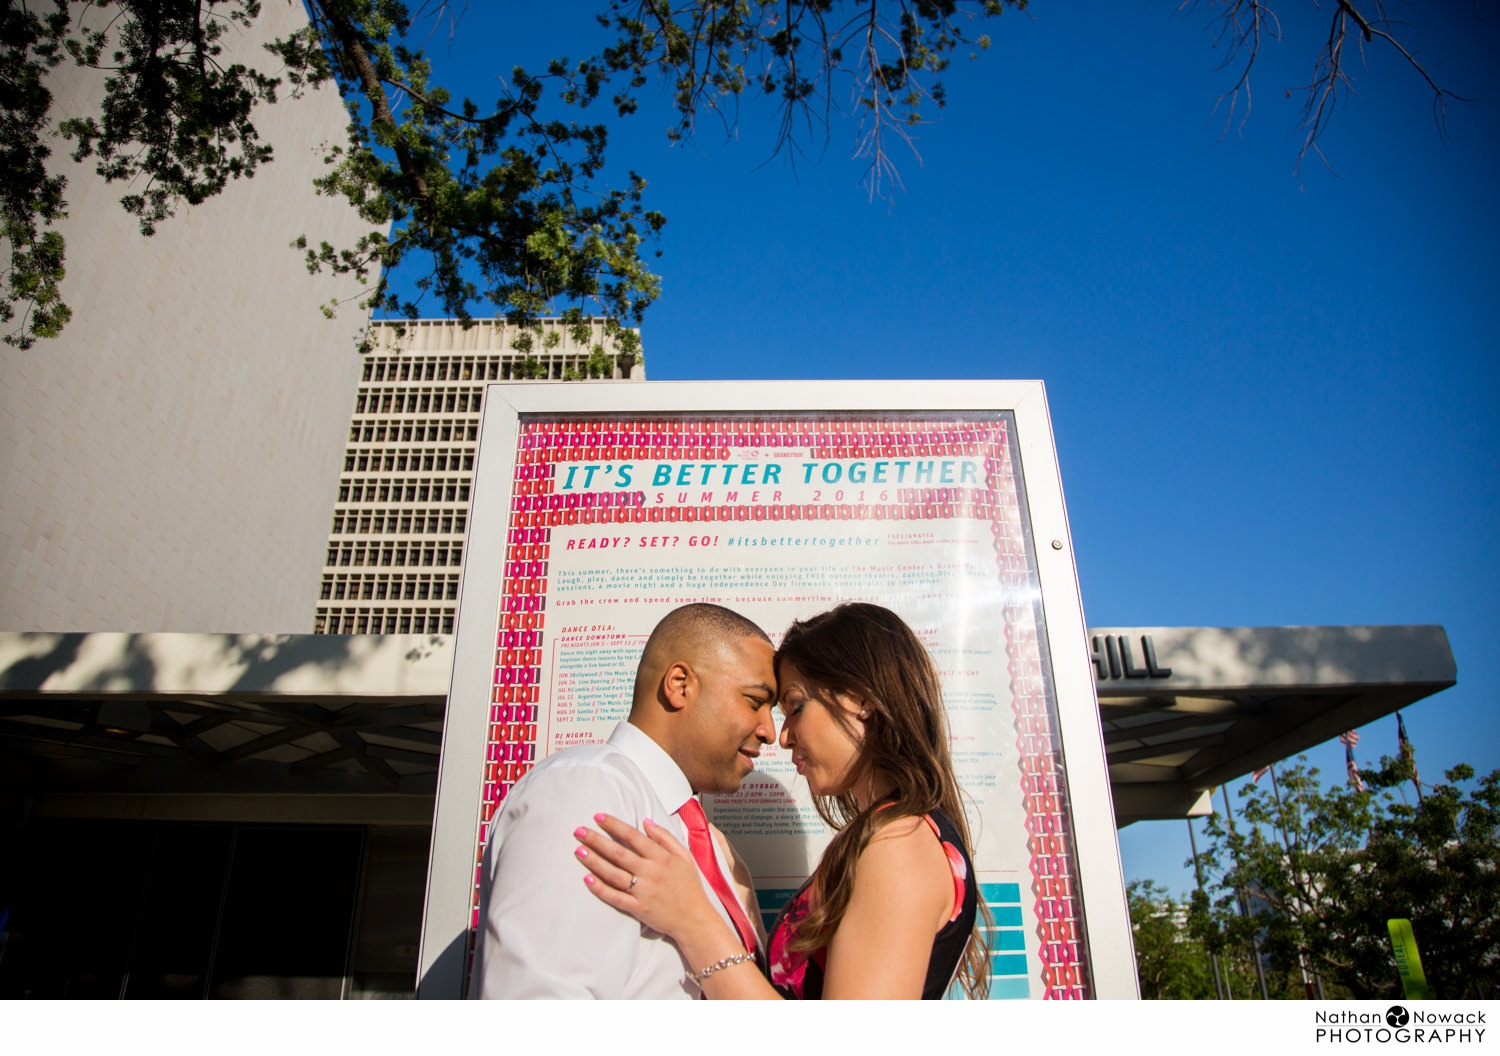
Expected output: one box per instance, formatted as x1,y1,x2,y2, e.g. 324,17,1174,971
1387,919,1434,999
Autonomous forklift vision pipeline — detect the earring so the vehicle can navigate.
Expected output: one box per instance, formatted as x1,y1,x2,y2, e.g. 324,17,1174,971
859,709,869,720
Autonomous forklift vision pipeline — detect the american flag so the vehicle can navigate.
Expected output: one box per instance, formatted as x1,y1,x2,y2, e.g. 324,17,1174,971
1340,731,1366,792
1252,766,1270,782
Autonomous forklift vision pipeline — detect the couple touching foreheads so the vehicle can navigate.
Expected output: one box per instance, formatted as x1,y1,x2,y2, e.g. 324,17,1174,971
471,601,989,1000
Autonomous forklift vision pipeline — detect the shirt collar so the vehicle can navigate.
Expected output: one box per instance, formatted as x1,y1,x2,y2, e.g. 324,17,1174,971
608,720,694,815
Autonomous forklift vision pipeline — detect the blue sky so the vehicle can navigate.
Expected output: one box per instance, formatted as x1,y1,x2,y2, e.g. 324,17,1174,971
384,2,1499,894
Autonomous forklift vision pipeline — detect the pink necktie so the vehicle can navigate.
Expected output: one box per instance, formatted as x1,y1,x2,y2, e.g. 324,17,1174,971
676,797,759,955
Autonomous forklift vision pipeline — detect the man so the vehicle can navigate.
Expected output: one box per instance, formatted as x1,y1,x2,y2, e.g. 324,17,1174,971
470,603,777,998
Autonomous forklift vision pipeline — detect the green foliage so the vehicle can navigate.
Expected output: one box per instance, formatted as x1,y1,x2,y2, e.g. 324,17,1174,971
5,0,668,353
58,2,279,236
1,0,71,349
1191,759,1500,1000
0,2,1473,351
276,1,665,349
581,0,1027,196
1128,879,1219,999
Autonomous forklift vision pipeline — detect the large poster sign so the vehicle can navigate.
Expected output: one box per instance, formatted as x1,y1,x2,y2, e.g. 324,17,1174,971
420,382,1133,1000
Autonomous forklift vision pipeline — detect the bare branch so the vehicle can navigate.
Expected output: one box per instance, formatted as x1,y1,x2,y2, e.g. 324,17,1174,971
597,0,1020,200
1180,1,1475,180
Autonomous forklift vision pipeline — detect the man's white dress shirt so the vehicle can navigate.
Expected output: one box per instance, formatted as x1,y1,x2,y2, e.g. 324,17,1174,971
470,721,752,998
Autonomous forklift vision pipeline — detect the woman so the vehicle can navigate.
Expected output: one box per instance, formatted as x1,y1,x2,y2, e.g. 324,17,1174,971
574,602,989,999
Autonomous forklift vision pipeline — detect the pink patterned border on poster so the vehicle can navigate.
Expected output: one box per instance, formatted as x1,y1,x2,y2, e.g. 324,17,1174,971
986,424,1093,999
469,412,1090,998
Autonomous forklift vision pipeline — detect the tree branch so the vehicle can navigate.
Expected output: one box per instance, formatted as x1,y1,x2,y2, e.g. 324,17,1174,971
314,1,433,222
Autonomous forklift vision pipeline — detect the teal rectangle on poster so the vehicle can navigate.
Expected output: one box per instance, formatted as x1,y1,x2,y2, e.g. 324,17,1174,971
991,905,1023,926
758,888,800,910
990,954,1026,978
989,976,1031,1000
990,953,1028,976
992,929,1025,951
948,974,1032,1001
979,883,1021,904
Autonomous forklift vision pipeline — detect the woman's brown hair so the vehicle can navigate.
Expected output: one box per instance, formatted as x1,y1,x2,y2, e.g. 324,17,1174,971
776,602,991,999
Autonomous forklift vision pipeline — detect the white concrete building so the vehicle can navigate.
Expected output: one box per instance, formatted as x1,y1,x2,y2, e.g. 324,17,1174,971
1,2,372,634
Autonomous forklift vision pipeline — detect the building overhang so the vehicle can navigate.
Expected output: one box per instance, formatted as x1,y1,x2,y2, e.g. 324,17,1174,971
1091,625,1457,825
0,625,1457,828
0,632,451,823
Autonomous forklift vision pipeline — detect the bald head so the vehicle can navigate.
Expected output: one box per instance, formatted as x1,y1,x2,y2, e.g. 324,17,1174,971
632,604,771,711
630,604,777,794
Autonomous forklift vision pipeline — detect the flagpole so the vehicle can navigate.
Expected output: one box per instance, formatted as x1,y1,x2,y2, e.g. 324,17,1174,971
1266,765,1322,1000
1186,816,1227,1000
1221,783,1271,1000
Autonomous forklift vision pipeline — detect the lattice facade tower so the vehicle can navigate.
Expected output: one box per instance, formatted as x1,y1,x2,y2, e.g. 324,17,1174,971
314,318,644,635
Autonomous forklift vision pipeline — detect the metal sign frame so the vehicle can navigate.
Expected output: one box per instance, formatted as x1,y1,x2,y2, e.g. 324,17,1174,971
417,380,1135,999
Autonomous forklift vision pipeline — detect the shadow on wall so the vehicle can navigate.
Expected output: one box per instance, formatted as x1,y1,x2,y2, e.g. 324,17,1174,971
417,930,470,999
1096,625,1457,690
0,631,452,697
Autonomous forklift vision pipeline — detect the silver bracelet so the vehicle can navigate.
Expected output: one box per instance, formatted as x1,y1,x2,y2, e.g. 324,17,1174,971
688,950,756,983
